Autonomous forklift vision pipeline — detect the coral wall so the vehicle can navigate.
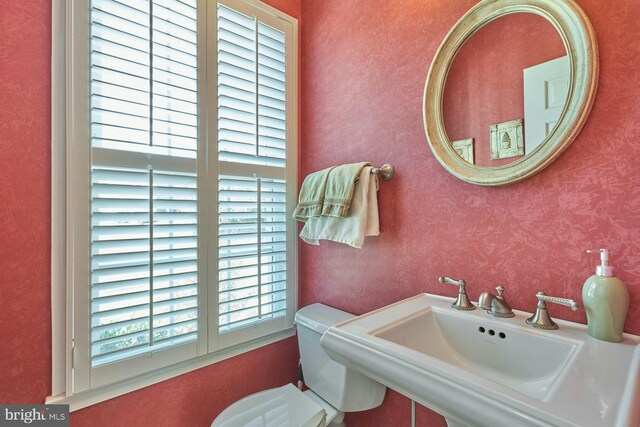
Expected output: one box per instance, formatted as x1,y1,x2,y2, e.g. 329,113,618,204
3,0,640,425
0,0,301,426
299,0,640,425
0,0,53,407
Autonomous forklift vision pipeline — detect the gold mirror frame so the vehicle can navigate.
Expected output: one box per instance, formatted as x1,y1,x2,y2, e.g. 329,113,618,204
424,0,598,186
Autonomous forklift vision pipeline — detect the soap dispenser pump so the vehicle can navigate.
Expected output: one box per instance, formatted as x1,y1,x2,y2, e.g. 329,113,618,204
581,249,629,343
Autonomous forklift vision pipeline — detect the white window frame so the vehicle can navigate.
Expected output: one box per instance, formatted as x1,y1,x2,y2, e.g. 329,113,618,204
49,0,298,410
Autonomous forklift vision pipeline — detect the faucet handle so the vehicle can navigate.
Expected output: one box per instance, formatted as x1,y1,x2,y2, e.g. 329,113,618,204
525,291,579,330
535,293,579,310
495,285,505,299
439,276,465,287
438,276,476,311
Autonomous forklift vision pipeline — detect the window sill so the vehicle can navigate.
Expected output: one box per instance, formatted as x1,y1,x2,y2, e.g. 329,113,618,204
46,328,296,412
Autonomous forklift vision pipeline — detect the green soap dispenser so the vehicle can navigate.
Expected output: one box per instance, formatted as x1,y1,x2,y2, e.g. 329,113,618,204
582,249,629,343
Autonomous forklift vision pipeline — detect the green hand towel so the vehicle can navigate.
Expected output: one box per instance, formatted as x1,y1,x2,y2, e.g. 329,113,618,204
321,162,371,218
292,166,335,222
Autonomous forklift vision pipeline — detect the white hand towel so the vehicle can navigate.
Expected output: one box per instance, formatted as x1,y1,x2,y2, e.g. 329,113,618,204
300,166,380,248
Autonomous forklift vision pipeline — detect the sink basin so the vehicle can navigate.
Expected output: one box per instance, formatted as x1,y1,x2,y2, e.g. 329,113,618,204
321,293,640,427
373,306,578,400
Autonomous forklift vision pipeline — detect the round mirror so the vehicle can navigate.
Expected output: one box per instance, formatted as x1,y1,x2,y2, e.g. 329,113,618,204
424,0,598,185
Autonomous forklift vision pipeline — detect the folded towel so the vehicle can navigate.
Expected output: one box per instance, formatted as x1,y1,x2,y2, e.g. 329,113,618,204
321,162,371,218
292,166,335,222
300,166,379,249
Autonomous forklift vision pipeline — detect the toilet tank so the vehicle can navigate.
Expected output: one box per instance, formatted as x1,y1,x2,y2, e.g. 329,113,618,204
295,303,386,412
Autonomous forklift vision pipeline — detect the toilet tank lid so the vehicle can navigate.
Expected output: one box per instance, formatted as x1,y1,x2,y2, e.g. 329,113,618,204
295,303,354,334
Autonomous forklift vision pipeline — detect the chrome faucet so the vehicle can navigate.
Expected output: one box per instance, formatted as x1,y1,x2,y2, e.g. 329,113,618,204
525,292,579,330
439,276,475,311
478,285,515,318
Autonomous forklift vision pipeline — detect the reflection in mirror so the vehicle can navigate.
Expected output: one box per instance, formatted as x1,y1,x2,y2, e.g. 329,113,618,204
443,13,567,167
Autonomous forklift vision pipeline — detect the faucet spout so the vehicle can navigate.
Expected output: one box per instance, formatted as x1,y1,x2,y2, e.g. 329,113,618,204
477,291,494,310
479,286,515,318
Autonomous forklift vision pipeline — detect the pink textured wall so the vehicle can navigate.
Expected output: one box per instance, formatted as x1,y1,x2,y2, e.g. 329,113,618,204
3,0,640,425
0,0,53,407
300,0,640,425
443,12,565,166
0,0,301,426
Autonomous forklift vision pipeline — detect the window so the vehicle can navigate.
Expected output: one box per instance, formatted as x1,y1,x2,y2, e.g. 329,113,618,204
50,0,297,407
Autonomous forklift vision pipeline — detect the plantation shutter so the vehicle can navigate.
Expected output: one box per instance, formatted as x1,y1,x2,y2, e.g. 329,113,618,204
89,0,199,370
66,0,296,395
216,2,292,340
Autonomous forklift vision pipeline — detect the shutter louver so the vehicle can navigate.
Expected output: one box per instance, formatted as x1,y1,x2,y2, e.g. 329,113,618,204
218,176,288,332
89,0,198,367
91,167,198,366
217,5,287,168
216,4,290,336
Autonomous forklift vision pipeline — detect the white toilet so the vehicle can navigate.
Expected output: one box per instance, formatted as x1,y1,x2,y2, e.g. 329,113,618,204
212,304,387,427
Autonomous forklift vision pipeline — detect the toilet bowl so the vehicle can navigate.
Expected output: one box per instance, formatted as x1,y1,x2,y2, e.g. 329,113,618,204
212,304,386,427
212,383,343,427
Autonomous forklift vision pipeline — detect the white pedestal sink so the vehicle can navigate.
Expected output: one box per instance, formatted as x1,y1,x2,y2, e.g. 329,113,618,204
320,293,640,427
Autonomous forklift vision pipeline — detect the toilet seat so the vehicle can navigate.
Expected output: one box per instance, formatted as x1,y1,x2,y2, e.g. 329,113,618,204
212,384,326,427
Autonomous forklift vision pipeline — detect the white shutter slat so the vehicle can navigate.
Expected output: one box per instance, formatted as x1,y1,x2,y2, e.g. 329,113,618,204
218,241,286,258
92,329,150,352
92,36,149,66
92,302,150,328
257,104,284,121
153,81,197,104
257,84,285,105
92,50,148,77
93,97,149,119
153,95,198,116
153,107,197,128
91,22,149,50
218,5,254,32
92,66,150,93
219,283,285,303
153,45,196,68
219,290,287,315
219,63,255,85
152,57,197,82
91,0,149,21
93,289,151,308
153,69,197,93
218,39,255,62
152,30,197,57
156,0,196,19
92,109,150,133
92,316,152,339
153,320,198,342
258,23,285,48
153,13,197,45
258,94,285,112
258,54,285,73
219,251,286,271
92,272,197,300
